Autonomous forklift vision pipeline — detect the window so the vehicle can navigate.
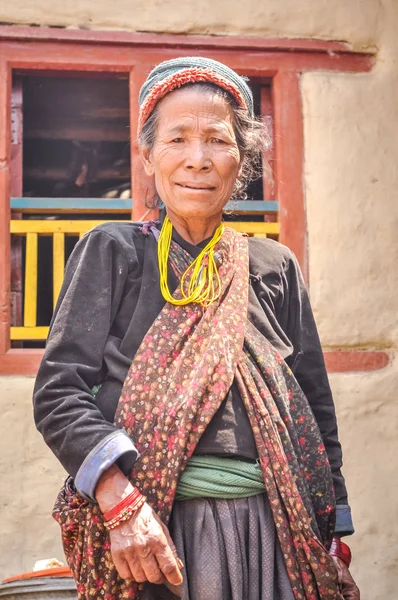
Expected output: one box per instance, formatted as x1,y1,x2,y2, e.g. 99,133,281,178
0,27,373,373
11,73,132,347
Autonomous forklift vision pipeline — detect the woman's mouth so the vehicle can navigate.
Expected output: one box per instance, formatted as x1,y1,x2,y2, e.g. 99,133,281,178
176,183,216,191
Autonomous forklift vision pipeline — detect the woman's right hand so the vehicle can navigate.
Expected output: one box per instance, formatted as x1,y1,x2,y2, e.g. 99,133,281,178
95,464,183,586
109,500,183,586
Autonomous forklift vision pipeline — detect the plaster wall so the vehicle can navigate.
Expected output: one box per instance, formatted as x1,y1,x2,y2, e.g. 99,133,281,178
0,0,397,599
0,377,65,578
328,361,398,599
302,13,398,347
0,0,386,51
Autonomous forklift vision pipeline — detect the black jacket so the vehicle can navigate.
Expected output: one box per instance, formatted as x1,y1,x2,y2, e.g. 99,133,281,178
33,221,352,532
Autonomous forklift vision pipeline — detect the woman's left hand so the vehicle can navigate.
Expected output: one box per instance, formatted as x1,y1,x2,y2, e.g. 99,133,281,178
332,557,360,600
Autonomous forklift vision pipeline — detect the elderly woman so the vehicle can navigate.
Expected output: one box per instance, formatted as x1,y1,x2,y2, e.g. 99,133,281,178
34,57,360,600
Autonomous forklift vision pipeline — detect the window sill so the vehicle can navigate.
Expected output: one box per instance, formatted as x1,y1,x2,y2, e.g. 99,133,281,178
0,348,390,377
0,349,44,376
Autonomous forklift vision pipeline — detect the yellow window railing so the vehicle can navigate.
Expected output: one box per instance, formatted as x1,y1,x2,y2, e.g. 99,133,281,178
10,219,279,342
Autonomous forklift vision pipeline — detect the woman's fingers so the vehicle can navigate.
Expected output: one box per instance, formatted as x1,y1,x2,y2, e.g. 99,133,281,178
130,503,182,585
137,551,165,585
158,514,185,571
111,551,132,580
159,519,177,554
126,556,150,584
133,529,180,585
154,541,183,586
109,502,183,586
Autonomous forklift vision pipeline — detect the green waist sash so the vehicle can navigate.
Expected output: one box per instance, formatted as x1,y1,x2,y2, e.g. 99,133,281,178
175,455,266,501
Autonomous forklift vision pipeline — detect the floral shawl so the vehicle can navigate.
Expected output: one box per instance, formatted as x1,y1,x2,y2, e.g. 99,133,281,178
53,226,342,600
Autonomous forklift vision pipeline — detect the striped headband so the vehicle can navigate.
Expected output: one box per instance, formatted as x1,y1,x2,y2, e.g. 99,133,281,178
138,57,254,133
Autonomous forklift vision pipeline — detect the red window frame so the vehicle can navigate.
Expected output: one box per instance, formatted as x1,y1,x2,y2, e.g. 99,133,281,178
0,27,373,375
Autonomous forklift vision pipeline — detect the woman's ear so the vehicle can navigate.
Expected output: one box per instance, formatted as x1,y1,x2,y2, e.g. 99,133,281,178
140,146,155,177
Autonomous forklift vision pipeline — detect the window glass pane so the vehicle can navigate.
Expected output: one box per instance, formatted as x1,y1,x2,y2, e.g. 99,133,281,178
22,74,131,203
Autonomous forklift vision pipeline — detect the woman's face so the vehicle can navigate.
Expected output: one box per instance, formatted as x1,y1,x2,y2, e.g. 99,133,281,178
141,86,242,222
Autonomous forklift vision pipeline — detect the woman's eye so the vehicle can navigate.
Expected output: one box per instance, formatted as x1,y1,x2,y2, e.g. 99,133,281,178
211,137,226,144
171,137,184,143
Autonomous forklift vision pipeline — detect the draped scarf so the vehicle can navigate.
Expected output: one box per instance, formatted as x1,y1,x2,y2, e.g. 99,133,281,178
53,226,342,600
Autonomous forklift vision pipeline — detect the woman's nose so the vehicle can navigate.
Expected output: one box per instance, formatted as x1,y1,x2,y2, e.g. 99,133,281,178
184,142,211,171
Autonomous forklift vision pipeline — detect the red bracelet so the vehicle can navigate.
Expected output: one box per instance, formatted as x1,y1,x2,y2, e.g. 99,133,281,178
329,538,352,568
103,488,143,523
103,495,146,530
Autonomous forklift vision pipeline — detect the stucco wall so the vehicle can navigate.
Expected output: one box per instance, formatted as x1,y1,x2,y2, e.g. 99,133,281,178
0,377,65,577
0,0,386,50
0,1,397,599
299,6,398,595
329,363,398,599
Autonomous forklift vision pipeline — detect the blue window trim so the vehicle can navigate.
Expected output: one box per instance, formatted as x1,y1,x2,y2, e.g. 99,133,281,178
10,197,278,213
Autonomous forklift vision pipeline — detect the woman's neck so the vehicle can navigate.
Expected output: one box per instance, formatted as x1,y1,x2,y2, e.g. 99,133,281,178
165,210,223,245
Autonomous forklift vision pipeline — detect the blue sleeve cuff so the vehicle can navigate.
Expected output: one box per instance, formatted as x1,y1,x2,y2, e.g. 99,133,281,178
74,430,139,502
335,504,355,536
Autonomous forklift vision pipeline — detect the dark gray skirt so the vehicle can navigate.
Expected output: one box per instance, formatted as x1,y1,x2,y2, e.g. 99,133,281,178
142,493,294,600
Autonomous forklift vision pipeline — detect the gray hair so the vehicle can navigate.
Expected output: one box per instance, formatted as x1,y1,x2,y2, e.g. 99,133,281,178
139,82,271,201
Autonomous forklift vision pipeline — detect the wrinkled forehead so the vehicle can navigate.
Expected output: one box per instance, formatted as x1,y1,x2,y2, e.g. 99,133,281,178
156,85,236,128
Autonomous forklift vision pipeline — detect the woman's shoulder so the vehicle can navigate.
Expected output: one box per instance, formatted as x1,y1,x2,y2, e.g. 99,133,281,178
247,236,296,278
78,221,154,271
85,220,154,254
87,220,147,244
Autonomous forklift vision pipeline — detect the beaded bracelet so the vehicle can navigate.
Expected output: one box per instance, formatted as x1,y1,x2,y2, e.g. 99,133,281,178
104,495,146,530
329,538,352,568
103,488,143,522
103,488,146,531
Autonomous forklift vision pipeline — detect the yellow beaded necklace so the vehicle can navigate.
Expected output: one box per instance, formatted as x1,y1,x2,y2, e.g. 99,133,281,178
158,215,224,307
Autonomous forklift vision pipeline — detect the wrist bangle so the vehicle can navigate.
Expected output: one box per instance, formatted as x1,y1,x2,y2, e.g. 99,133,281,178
102,488,146,530
103,495,146,530
103,488,142,522
329,538,352,568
